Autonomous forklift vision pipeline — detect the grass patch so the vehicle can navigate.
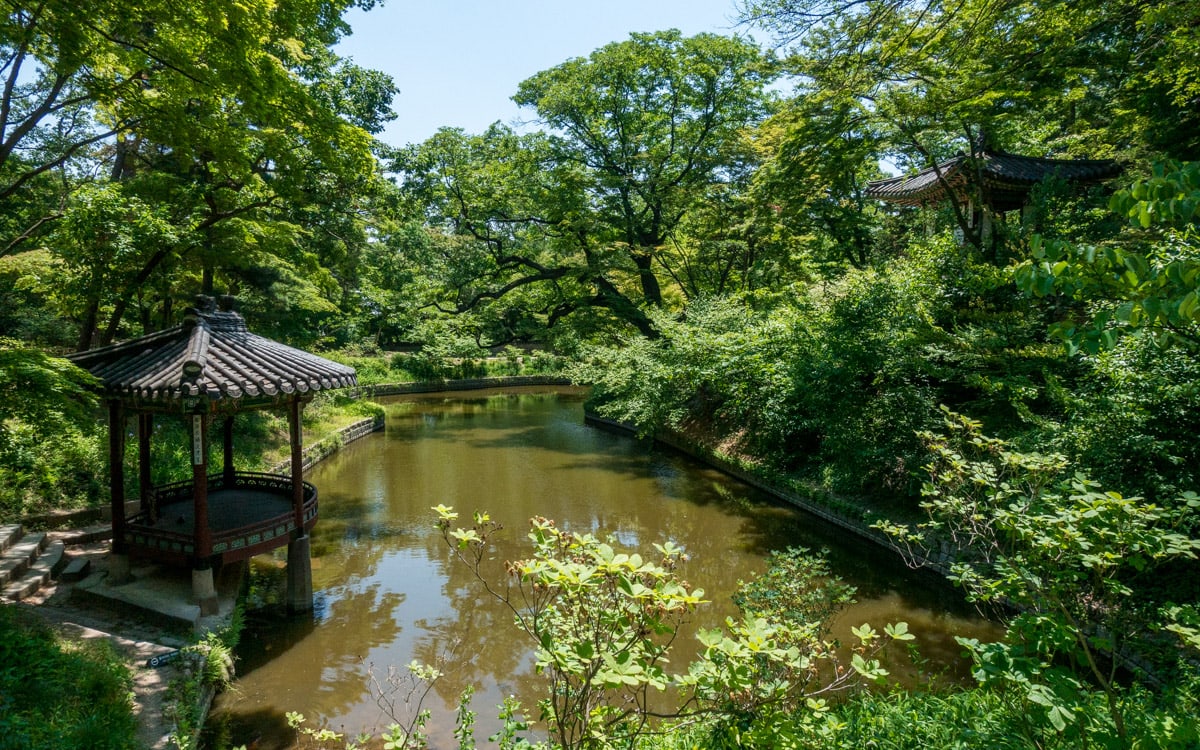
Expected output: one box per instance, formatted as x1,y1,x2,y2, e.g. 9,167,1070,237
323,346,568,385
0,607,137,750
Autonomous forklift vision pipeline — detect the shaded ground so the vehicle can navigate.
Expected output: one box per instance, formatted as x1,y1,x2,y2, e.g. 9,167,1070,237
15,536,188,750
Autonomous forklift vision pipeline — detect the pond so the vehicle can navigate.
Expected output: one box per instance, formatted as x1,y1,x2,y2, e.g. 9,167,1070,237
207,388,998,748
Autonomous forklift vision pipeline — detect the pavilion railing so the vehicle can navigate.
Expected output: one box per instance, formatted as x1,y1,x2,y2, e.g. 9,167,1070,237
123,471,318,564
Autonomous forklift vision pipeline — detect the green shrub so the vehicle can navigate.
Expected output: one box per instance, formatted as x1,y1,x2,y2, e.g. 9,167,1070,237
0,420,103,519
435,508,913,750
0,608,137,750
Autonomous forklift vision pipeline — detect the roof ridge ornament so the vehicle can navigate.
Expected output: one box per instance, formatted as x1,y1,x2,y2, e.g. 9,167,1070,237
182,320,210,380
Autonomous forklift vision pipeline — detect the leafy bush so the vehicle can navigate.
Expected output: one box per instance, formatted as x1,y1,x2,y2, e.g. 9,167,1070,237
434,507,912,750
876,409,1200,746
1041,334,1200,509
167,610,243,750
0,342,102,518
0,419,104,518
576,258,953,501
766,680,1198,750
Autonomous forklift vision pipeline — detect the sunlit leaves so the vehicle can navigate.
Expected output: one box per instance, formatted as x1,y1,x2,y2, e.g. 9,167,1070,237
0,340,97,451
434,507,910,748
1016,161,1200,353
880,409,1200,741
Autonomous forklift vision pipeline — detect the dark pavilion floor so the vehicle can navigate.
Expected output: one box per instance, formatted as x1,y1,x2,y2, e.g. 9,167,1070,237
145,489,294,537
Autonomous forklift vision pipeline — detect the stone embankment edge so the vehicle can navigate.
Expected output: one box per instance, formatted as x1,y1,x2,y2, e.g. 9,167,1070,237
268,413,385,475
281,379,951,580
355,374,573,398
269,376,572,474
583,412,954,578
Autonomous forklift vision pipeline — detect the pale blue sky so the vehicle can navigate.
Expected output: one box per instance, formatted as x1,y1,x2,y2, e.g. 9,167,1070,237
335,0,751,147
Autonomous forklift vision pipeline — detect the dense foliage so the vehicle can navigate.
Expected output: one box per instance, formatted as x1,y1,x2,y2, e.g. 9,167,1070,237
3,0,1200,747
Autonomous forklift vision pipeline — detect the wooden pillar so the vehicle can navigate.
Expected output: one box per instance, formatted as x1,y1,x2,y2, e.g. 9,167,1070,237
286,397,313,613
223,415,235,486
288,398,305,531
108,400,130,583
191,413,211,557
138,413,153,514
191,412,218,615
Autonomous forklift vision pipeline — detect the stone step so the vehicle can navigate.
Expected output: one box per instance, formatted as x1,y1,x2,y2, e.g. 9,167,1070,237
0,532,47,588
50,523,112,546
3,539,62,601
0,524,23,555
44,540,67,578
60,555,93,582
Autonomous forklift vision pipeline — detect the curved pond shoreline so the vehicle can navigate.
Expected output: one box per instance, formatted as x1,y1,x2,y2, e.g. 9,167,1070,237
270,376,573,475
15,376,968,748
149,376,1164,745
288,375,949,575
583,413,954,577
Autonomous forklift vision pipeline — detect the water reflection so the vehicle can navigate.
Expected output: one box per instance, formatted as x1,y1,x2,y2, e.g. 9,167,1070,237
208,389,999,749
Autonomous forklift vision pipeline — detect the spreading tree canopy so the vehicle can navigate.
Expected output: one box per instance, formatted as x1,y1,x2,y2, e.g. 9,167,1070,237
395,30,775,341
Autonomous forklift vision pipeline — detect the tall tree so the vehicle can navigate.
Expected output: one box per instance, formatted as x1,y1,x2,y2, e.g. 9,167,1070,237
396,31,774,343
737,0,1200,261
397,125,663,341
740,0,1200,161
513,30,775,308
2,0,396,348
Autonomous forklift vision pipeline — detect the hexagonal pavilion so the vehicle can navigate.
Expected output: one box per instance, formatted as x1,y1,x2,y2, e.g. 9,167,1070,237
68,295,356,615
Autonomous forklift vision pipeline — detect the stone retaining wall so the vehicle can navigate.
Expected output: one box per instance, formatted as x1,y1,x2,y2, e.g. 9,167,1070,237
584,412,953,577
358,375,571,398
271,376,575,475
270,413,386,475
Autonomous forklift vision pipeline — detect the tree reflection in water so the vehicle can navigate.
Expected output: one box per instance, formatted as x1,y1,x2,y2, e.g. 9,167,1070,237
208,389,1000,749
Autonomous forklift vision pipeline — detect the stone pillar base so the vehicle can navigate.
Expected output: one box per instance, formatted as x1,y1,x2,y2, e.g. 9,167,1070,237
287,535,314,613
193,567,219,615
108,553,131,584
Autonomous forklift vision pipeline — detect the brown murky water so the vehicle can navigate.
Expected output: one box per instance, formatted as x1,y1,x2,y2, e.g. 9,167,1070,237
207,388,999,748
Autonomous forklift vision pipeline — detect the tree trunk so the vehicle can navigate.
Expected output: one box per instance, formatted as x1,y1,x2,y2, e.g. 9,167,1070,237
630,251,663,307
99,247,174,345
594,276,660,339
76,298,100,352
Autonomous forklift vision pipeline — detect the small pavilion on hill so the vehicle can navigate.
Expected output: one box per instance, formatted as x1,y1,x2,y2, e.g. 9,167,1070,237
866,141,1122,248
68,295,357,615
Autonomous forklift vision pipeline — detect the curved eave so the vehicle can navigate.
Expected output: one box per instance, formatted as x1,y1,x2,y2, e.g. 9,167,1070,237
866,151,1122,208
98,372,358,412
67,319,357,412
865,160,966,206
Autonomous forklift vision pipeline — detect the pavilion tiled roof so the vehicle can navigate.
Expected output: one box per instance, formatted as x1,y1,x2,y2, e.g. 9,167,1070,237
68,296,356,407
866,149,1122,211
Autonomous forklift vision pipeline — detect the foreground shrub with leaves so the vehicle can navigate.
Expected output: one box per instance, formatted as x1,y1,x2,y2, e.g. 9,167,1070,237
433,506,913,750
876,409,1200,747
639,676,1200,750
